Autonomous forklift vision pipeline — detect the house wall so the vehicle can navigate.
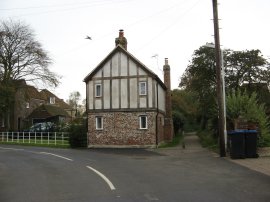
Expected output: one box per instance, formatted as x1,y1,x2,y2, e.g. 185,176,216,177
86,51,166,112
88,111,163,147
13,88,45,131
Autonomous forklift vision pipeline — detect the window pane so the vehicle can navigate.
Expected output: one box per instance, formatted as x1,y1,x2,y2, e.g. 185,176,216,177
96,84,102,97
96,117,103,129
139,82,147,95
140,116,147,129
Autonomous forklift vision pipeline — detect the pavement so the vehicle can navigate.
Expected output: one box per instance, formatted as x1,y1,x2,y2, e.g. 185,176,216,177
156,132,270,177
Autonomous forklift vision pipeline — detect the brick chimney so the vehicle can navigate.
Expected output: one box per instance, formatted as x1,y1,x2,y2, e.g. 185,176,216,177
163,58,174,141
115,29,127,50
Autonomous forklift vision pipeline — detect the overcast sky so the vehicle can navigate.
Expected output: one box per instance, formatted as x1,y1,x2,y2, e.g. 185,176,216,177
1,0,270,102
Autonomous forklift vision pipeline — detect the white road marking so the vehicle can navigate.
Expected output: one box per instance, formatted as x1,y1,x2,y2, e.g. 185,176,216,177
0,147,24,151
86,166,116,190
39,152,73,161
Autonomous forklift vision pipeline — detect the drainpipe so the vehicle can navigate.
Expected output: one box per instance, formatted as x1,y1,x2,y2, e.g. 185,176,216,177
155,81,159,148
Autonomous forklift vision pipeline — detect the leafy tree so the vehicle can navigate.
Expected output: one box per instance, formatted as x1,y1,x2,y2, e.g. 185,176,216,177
179,45,270,131
226,49,270,90
171,89,200,131
226,89,270,146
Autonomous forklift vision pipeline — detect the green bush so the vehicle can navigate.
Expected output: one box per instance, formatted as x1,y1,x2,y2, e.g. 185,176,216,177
68,119,87,148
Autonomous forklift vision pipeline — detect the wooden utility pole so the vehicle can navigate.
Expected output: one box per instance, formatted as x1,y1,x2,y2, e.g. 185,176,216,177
212,0,226,157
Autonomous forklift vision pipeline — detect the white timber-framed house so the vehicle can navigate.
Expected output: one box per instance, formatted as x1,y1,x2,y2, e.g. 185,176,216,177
84,30,173,148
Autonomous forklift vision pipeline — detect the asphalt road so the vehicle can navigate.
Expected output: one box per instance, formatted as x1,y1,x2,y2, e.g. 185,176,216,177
0,145,270,202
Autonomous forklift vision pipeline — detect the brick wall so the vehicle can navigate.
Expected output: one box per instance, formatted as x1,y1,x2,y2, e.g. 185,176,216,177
87,111,164,148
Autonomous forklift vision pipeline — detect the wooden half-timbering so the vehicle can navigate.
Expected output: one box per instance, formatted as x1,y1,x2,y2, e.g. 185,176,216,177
84,31,173,148
85,48,166,113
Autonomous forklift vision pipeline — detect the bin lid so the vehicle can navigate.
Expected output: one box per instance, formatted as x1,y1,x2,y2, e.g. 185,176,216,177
228,130,257,135
245,130,257,134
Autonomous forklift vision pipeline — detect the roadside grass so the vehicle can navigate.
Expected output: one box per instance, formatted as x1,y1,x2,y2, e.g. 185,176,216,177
0,140,70,148
197,130,218,152
158,132,184,148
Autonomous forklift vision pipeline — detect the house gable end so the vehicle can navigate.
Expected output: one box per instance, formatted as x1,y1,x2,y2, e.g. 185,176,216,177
83,45,166,90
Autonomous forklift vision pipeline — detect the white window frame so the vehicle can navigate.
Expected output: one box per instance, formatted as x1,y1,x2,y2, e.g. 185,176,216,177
139,115,148,129
95,84,102,98
95,116,103,130
50,97,55,104
139,81,147,95
26,102,30,109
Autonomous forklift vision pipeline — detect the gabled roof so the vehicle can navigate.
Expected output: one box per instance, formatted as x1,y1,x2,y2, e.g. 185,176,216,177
39,89,72,110
28,104,70,119
83,45,166,89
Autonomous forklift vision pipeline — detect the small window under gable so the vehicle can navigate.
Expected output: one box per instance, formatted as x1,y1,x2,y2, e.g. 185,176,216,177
26,102,30,109
50,97,55,104
95,84,102,97
139,115,147,129
96,116,103,130
139,82,147,95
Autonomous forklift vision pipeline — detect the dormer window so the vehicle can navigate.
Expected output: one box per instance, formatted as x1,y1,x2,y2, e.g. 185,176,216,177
50,97,55,104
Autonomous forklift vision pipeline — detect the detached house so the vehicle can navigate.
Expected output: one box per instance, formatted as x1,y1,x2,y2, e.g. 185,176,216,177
84,30,173,148
0,80,72,131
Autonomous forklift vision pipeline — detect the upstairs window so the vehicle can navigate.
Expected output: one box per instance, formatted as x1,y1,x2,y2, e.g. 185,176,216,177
26,102,30,109
139,115,147,129
95,116,103,130
50,97,55,104
95,84,102,97
139,82,147,95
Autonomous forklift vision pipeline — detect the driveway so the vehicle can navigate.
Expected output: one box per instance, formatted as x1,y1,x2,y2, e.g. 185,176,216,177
0,140,270,202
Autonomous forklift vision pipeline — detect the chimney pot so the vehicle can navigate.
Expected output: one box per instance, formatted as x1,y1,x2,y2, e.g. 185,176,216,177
165,58,169,65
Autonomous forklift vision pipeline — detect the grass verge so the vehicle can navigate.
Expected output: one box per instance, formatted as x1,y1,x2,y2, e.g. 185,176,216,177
0,141,70,148
158,132,184,148
197,130,218,152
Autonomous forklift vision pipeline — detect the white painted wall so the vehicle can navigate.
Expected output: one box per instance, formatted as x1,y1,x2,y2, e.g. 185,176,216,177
87,51,166,112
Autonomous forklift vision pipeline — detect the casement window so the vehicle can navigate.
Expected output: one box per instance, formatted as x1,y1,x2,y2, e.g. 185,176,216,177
50,97,55,104
139,82,147,95
95,84,102,97
26,102,30,109
95,116,103,130
139,115,147,129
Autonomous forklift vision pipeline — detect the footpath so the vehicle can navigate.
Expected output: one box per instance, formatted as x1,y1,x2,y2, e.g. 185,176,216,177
157,132,270,177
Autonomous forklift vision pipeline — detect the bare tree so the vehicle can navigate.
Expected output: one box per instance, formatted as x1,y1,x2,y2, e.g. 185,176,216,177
0,19,60,87
67,91,81,117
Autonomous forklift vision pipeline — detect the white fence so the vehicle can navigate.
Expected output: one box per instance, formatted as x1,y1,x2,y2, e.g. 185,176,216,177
0,132,69,146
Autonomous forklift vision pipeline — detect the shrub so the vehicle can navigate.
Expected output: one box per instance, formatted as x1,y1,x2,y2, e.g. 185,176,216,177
68,119,87,148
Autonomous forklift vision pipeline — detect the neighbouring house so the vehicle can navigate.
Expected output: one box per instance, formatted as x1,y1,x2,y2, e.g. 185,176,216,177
0,80,72,132
84,30,173,148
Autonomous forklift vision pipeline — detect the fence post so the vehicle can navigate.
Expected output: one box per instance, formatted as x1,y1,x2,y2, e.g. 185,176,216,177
35,132,36,144
41,132,43,144
12,132,14,142
48,132,49,145
29,132,31,143
23,132,24,143
62,132,64,145
17,132,19,143
7,132,9,142
55,132,57,145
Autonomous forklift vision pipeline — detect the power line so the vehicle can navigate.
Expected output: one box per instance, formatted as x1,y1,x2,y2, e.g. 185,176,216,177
0,0,128,11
